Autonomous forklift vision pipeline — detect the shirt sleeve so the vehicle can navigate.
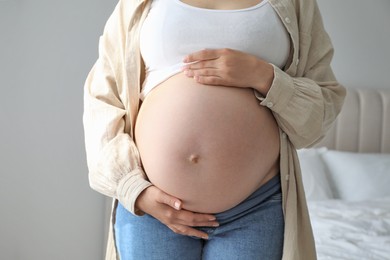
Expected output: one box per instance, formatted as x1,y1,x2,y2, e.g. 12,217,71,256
258,0,346,149
83,1,152,216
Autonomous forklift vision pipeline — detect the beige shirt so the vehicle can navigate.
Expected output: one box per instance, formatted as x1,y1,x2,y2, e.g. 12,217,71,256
83,0,346,259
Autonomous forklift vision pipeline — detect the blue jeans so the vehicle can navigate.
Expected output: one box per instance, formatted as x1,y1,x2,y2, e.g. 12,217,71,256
114,175,284,260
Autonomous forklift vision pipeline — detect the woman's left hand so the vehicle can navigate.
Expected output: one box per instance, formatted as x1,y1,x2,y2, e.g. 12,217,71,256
182,48,274,95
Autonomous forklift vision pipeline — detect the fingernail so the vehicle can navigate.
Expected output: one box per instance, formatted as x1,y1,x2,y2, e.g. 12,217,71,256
213,223,219,227
174,201,181,210
202,235,209,240
209,217,216,221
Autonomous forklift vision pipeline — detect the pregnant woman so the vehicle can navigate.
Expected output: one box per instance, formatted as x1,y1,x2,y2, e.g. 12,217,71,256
83,0,345,259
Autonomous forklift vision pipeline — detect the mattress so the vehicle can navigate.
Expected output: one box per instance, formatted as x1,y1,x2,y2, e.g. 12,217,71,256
308,197,390,260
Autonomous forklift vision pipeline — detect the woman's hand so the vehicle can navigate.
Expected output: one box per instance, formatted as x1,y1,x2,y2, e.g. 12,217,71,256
182,48,274,95
135,186,219,240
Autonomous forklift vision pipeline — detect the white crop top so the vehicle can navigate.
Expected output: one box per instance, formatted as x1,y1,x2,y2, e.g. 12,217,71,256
139,0,290,100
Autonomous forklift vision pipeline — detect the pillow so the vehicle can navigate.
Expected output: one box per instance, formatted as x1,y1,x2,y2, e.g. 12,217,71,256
297,148,334,201
321,150,390,201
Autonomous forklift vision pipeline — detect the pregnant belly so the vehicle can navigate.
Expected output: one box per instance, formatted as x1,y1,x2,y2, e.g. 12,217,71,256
135,73,280,213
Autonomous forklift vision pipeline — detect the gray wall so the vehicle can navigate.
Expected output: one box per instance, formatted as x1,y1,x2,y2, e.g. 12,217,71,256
0,0,116,259
0,0,389,260
318,0,390,89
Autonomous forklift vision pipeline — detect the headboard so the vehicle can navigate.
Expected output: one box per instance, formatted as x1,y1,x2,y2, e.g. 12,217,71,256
315,88,390,153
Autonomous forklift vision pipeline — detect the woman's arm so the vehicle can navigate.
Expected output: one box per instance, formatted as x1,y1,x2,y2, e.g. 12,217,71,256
83,1,152,216
254,0,346,148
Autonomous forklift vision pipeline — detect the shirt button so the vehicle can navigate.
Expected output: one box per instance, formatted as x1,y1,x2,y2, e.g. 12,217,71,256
295,59,300,66
285,17,291,24
282,132,287,139
266,102,274,108
285,174,290,181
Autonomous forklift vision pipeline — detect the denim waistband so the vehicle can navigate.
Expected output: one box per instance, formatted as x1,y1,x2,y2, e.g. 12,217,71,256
214,174,281,224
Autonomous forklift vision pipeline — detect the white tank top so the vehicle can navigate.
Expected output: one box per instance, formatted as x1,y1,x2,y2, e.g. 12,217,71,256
139,0,290,100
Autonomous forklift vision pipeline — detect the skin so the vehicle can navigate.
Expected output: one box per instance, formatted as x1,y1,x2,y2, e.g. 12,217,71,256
135,1,275,240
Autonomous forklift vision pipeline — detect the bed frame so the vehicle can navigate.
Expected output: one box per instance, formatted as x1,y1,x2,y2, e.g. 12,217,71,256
315,88,390,153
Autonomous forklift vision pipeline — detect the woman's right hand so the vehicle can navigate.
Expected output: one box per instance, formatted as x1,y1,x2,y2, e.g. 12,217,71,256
135,186,219,239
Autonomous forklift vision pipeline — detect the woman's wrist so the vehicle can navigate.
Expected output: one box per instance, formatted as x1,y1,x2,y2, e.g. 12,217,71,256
252,59,274,97
134,185,155,214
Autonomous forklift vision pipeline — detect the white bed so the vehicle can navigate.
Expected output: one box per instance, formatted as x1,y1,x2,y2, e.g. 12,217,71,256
298,88,390,260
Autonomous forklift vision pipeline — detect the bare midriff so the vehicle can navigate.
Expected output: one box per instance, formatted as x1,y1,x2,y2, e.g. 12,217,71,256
135,73,280,213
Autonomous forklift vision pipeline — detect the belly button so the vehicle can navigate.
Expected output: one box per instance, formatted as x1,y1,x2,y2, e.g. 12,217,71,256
188,154,200,164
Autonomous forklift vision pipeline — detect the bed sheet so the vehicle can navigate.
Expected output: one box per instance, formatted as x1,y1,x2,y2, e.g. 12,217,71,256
308,197,390,260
